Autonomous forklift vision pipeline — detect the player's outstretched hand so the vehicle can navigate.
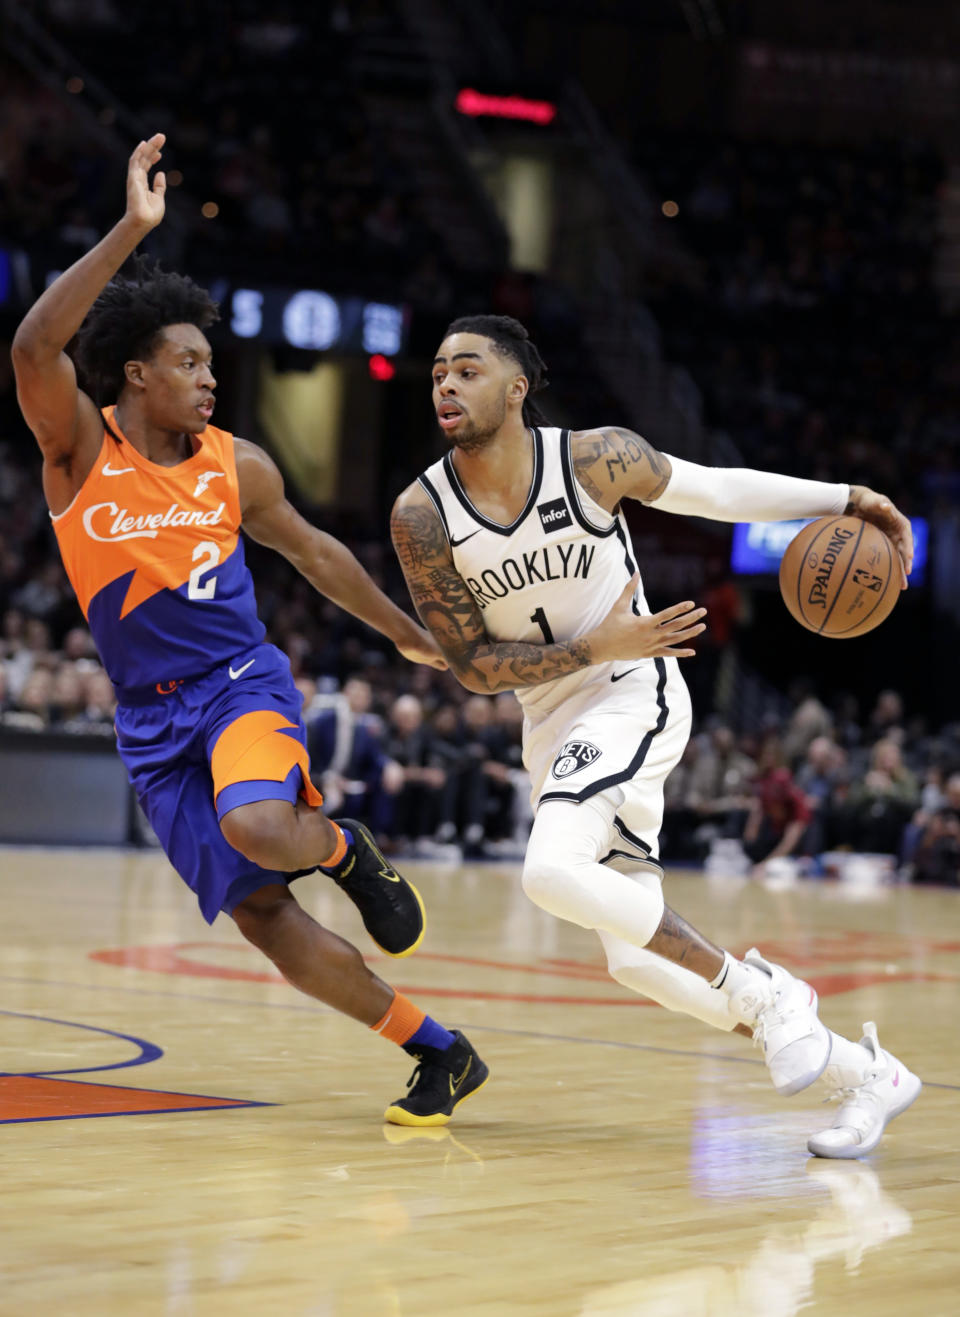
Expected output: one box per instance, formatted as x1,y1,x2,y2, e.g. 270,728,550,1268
847,484,913,589
395,624,449,671
126,134,167,230
588,575,706,662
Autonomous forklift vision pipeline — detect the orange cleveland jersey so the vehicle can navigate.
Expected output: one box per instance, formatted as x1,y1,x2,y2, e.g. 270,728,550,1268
51,406,265,696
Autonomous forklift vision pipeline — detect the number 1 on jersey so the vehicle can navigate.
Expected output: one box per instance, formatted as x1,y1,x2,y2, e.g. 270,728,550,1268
530,606,554,644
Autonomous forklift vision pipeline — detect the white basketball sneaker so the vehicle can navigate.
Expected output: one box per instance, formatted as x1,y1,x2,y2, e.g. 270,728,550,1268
728,948,831,1096
807,1023,922,1160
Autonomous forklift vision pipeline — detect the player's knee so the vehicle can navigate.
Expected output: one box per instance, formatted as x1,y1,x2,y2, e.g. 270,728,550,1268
221,802,291,870
520,856,570,914
231,890,292,950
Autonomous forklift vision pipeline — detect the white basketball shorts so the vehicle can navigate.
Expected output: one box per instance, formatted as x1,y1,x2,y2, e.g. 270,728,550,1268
522,656,692,867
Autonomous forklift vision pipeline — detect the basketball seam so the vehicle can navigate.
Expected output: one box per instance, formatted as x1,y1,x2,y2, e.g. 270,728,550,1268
829,530,894,636
816,518,865,635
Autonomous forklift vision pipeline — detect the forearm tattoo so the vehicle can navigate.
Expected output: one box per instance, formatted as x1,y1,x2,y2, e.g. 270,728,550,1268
573,427,671,506
391,500,593,693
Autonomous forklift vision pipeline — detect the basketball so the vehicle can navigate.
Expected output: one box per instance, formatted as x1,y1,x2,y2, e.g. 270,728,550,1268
778,515,899,638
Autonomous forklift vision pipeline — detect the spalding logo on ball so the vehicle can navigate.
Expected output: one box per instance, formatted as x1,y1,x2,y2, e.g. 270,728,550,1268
778,515,899,638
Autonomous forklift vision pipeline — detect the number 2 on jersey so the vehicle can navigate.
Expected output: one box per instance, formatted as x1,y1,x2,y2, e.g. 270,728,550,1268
188,540,220,600
530,606,554,644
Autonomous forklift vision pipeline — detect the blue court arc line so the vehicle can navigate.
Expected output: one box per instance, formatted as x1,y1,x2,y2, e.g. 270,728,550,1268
1,980,958,1093
0,1007,163,1077
0,1009,274,1123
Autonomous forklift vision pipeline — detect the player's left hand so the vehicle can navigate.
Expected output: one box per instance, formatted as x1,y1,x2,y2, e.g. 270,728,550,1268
395,626,449,670
846,484,913,589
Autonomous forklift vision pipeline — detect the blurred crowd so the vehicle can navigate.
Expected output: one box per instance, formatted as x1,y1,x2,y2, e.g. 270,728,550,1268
4,557,960,881
663,686,960,886
637,133,959,517
4,1,440,301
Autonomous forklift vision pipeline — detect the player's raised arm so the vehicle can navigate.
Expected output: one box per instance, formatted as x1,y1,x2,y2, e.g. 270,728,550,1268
570,426,912,587
390,483,706,694
11,135,167,478
235,439,447,669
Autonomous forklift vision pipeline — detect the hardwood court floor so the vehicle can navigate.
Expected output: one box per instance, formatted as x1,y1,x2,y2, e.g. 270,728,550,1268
0,847,958,1317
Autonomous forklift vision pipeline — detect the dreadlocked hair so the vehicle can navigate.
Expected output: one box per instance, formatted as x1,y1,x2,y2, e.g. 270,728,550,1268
444,314,549,425
74,256,219,404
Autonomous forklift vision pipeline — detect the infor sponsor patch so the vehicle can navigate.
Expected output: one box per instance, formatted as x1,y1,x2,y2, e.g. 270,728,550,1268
551,740,602,778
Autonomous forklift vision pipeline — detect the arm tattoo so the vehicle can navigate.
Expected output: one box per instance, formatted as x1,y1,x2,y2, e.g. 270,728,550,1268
391,497,594,693
572,427,671,507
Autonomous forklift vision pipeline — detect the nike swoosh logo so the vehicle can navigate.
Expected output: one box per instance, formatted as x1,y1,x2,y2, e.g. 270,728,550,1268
610,666,641,683
102,463,135,476
228,659,256,680
892,1070,900,1087
449,529,481,547
450,1058,472,1094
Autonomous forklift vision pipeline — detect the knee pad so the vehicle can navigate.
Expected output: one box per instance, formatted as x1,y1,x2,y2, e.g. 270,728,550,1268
522,799,665,946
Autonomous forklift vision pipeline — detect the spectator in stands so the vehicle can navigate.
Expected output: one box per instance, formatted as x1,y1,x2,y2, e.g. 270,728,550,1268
908,773,960,886
50,662,86,727
661,738,701,863
743,739,813,874
866,690,906,745
10,667,55,731
795,735,849,853
383,693,447,850
433,695,515,859
73,668,117,730
844,738,919,855
306,677,402,834
687,722,756,852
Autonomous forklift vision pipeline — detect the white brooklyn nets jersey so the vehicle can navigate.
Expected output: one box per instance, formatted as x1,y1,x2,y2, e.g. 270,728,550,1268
420,426,692,849
420,426,653,716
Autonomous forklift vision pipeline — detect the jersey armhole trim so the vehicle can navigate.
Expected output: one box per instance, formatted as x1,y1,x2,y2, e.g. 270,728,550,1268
49,432,110,524
418,473,452,541
561,430,617,537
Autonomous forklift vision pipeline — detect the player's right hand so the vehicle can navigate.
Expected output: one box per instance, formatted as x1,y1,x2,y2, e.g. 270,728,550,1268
588,575,706,661
125,134,166,229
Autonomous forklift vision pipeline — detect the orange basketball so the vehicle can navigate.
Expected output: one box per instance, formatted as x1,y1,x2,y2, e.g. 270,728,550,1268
778,515,899,638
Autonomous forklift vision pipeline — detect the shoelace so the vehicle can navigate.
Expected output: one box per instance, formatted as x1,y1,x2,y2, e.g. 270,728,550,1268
820,1078,885,1138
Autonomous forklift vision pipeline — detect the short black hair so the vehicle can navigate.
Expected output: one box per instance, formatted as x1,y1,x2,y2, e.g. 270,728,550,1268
443,314,549,425
75,257,219,403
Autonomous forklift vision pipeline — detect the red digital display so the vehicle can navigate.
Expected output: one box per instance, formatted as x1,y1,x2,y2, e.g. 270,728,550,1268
455,87,557,126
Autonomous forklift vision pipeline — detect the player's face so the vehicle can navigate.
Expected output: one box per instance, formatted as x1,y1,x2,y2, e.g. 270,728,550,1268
135,324,217,432
431,333,522,451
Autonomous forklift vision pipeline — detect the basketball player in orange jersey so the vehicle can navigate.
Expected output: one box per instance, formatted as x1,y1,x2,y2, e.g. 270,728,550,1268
391,314,921,1157
11,134,488,1128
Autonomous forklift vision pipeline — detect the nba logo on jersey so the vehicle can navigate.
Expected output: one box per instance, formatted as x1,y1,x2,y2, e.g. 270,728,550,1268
552,740,602,778
538,497,572,534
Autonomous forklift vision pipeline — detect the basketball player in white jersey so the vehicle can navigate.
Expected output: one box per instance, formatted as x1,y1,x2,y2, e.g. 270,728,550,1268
391,314,921,1159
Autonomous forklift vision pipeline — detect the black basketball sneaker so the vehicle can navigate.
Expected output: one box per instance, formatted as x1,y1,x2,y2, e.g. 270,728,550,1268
328,818,426,957
385,1030,489,1127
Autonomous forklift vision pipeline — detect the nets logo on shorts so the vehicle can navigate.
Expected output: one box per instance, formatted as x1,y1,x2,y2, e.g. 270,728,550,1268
538,497,572,534
552,740,602,779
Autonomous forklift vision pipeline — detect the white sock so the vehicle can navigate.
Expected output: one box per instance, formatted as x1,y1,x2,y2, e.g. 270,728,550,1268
820,1031,873,1089
709,950,760,996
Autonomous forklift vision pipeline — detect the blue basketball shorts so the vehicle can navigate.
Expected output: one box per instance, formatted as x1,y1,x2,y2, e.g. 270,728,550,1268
115,643,324,923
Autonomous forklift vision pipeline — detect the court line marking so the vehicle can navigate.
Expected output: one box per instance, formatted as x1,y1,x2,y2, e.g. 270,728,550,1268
2,976,957,1092
0,1009,274,1124
0,1007,163,1076
0,1102,267,1126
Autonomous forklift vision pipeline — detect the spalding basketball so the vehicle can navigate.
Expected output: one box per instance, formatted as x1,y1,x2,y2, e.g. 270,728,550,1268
778,515,899,638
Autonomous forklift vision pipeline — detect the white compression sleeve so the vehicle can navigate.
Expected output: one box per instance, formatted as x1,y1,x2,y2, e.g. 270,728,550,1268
650,454,850,523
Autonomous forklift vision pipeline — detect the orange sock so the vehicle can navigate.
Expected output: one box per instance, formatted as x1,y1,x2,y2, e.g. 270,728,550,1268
371,992,426,1046
318,821,349,868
